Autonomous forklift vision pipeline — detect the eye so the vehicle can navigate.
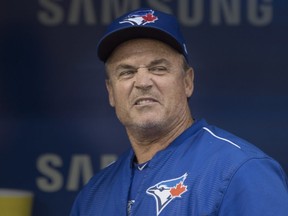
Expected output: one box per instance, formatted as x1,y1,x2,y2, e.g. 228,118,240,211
159,187,165,192
148,66,168,75
118,69,136,78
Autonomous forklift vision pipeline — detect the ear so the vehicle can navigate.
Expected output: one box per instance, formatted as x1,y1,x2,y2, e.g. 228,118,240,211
105,79,115,107
184,67,194,98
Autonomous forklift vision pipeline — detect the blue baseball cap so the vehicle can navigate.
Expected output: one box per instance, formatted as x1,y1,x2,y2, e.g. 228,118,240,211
97,8,189,62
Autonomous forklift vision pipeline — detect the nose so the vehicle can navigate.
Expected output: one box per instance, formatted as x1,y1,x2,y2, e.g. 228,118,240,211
134,67,153,90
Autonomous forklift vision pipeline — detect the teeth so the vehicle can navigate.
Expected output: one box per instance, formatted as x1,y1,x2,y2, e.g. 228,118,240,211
136,99,155,105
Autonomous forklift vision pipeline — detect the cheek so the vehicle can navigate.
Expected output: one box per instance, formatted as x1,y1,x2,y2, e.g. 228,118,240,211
112,89,123,105
163,81,188,109
111,84,131,107
163,77,186,97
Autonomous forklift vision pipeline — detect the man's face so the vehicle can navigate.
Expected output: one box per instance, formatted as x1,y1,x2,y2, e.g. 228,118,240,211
105,39,194,132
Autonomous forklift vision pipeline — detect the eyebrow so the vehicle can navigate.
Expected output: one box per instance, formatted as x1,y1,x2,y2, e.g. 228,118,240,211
115,64,135,71
115,58,172,71
147,58,172,67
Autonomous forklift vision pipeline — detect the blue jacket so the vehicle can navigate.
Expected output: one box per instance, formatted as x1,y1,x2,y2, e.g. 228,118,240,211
70,119,288,215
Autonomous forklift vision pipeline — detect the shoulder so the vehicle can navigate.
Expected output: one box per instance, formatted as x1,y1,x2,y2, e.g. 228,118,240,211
181,121,288,214
171,120,276,178
218,155,288,215
85,149,132,188
197,123,268,160
181,120,287,187
195,123,283,177
70,149,133,214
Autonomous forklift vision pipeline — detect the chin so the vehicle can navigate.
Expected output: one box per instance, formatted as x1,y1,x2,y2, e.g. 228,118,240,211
122,114,166,130
134,119,165,130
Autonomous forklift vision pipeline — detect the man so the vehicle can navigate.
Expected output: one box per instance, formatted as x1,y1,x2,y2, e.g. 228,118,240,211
70,8,288,216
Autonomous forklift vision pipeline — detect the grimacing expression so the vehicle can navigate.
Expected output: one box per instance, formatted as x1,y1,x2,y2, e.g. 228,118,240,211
105,39,194,132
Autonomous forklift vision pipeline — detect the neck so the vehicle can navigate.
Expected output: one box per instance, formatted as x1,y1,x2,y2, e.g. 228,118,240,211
127,115,193,164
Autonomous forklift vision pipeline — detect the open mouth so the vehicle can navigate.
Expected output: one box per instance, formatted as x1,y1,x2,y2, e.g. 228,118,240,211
134,98,158,106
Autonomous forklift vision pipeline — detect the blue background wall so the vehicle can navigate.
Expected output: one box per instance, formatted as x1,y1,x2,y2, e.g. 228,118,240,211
1,1,287,215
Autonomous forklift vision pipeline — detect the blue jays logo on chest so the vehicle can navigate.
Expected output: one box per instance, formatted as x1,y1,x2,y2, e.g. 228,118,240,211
119,9,158,26
146,173,188,215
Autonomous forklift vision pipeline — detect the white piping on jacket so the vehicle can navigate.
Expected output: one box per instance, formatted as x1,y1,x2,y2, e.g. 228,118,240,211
203,127,241,149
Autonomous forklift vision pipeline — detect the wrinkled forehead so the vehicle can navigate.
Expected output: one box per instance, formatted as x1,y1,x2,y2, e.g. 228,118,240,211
106,38,183,66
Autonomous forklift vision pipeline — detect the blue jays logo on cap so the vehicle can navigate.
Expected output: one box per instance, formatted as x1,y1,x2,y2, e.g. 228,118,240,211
97,8,189,63
146,173,188,215
119,9,158,26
